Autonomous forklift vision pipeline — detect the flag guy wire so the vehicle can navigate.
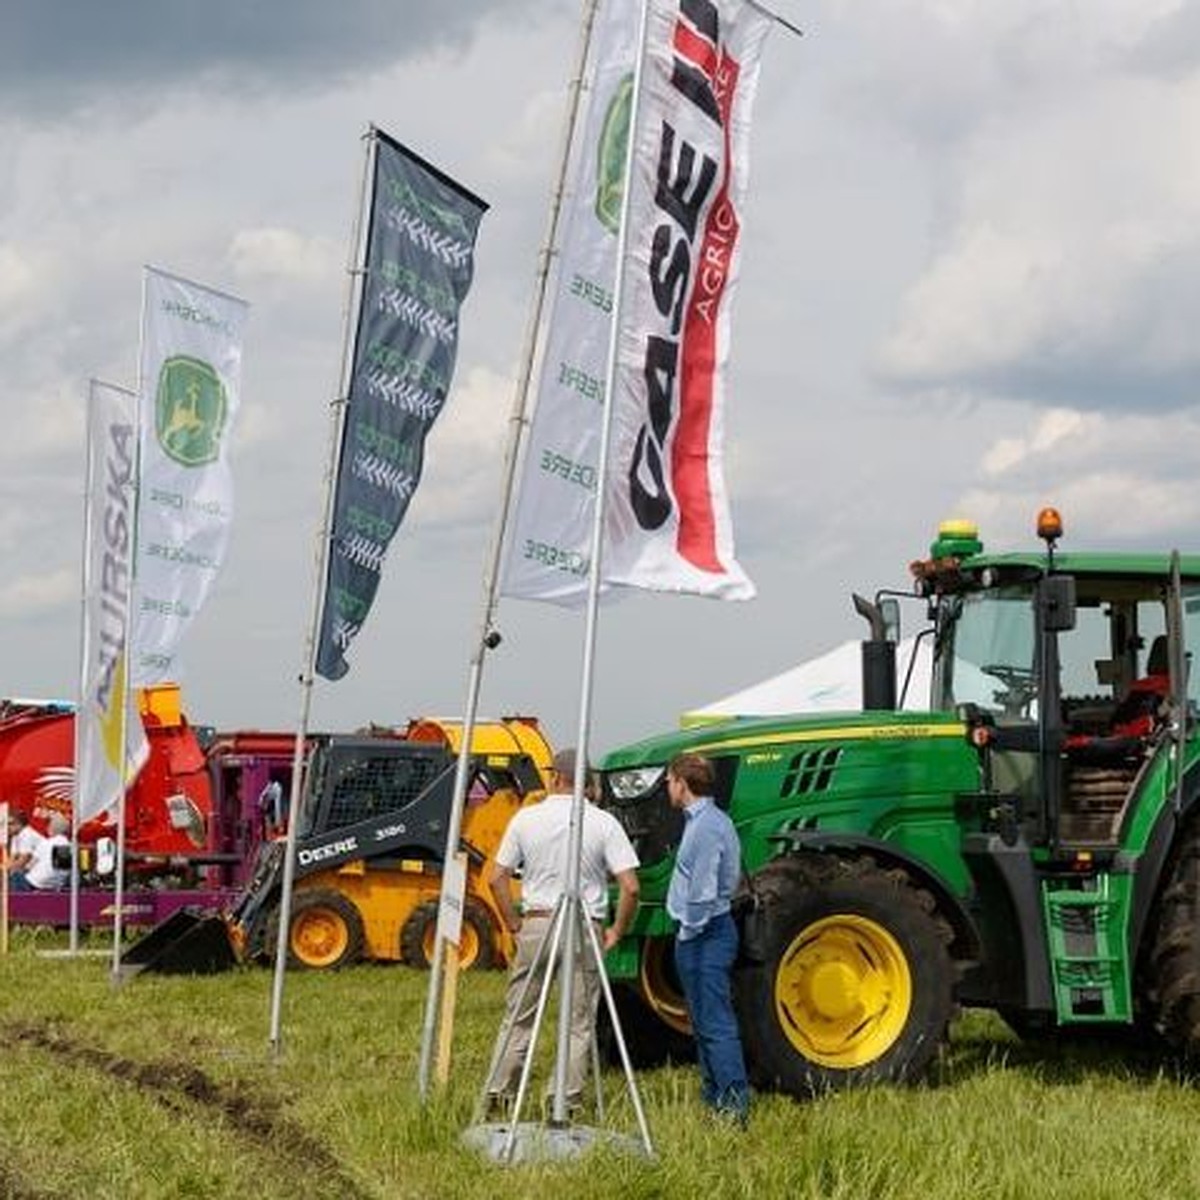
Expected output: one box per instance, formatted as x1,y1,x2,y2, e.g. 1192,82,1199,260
415,0,606,1102
268,128,374,1055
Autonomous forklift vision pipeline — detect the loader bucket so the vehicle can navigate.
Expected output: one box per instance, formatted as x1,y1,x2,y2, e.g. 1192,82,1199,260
119,907,238,979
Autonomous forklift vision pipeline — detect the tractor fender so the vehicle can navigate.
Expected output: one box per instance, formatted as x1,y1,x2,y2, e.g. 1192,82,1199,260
745,831,982,968
1125,759,1200,956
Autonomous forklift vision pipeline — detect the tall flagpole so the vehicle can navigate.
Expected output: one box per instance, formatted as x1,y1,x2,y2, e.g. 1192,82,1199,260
415,0,606,1101
551,0,652,1133
268,128,375,1055
113,280,150,982
70,386,100,956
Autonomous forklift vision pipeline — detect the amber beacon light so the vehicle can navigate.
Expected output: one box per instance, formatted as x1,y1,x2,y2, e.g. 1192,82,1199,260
1036,507,1063,545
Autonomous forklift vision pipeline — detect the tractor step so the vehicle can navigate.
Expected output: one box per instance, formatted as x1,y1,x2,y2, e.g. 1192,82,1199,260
1041,873,1132,1023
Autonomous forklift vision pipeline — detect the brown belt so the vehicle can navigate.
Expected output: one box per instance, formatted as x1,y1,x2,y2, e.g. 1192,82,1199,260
522,909,555,918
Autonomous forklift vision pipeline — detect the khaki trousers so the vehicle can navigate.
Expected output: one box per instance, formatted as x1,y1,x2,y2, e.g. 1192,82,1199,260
486,913,600,1101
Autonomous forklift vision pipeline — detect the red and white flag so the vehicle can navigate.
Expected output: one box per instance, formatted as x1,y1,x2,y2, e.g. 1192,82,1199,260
501,0,770,603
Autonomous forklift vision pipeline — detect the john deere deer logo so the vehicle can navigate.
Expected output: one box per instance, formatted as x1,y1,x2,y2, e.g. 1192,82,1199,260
595,73,632,235
156,355,227,466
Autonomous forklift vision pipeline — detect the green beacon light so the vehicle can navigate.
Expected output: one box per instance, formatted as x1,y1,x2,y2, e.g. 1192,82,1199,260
930,518,983,561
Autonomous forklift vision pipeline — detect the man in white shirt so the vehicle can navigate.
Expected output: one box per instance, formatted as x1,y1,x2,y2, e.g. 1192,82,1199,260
8,811,46,891
25,813,70,891
483,747,639,1119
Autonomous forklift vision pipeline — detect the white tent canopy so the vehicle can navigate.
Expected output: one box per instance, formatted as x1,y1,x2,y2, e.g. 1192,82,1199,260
683,637,933,724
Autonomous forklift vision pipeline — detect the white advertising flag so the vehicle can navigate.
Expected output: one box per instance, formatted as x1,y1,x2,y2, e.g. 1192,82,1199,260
605,0,768,597
499,0,637,603
77,380,146,823
501,0,769,603
131,267,249,684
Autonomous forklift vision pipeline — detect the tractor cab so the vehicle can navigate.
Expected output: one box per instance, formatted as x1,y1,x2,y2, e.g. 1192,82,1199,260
913,511,1200,855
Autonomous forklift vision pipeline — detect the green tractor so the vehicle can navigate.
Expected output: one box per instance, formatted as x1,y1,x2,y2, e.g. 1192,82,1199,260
599,510,1200,1096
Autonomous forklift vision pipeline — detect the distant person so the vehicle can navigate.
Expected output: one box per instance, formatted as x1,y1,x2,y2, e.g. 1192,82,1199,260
483,747,639,1121
666,752,750,1125
258,778,285,835
7,810,46,892
24,813,70,891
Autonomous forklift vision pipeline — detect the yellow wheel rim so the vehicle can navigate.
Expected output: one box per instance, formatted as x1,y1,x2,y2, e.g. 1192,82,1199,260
640,937,691,1035
292,908,349,969
774,913,912,1069
422,917,481,969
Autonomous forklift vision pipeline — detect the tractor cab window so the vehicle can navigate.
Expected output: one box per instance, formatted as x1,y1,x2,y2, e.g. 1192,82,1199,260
937,587,1038,719
1184,588,1200,714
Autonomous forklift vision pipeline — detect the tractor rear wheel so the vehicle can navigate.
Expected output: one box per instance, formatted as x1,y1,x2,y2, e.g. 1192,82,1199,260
287,890,365,970
399,897,497,970
735,854,955,1096
1146,813,1200,1052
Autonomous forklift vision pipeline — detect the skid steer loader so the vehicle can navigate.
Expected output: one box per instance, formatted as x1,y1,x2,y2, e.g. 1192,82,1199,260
122,717,553,975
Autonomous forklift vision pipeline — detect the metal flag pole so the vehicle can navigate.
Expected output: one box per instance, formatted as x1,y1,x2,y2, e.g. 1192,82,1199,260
549,0,652,1146
415,0,607,1101
112,282,151,983
465,0,655,1165
70,384,100,956
268,128,375,1055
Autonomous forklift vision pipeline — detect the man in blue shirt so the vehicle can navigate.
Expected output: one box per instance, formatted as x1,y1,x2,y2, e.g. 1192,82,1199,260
666,752,749,1124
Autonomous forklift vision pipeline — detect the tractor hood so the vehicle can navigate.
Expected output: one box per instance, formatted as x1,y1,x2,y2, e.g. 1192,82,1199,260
601,709,964,773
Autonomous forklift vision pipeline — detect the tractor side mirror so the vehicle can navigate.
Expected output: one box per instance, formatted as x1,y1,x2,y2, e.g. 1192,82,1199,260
1041,576,1076,632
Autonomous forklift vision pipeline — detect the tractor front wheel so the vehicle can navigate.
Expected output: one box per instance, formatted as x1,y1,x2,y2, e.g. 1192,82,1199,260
287,890,365,970
735,854,955,1096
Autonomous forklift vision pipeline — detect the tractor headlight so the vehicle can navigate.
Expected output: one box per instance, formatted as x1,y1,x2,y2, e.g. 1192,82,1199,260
606,765,665,801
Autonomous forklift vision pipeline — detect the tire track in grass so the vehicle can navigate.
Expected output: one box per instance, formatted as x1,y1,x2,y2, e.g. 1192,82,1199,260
4,1019,372,1200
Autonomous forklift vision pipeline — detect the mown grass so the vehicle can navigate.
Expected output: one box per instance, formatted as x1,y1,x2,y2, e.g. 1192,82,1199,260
3,928,1200,1199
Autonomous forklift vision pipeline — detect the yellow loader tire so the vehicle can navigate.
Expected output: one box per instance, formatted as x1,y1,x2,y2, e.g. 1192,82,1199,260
287,890,365,970
400,896,497,971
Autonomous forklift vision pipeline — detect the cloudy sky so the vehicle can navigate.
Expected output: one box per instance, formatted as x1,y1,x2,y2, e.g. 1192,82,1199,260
2,0,1198,755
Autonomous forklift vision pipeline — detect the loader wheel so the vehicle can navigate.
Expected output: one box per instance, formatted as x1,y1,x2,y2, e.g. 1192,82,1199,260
735,854,955,1096
287,891,365,970
399,897,497,971
1146,812,1200,1052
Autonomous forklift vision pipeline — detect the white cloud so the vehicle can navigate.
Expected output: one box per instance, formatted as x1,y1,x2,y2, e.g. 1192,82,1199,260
410,364,515,527
846,2,1200,409
958,406,1200,548
0,569,75,618
228,227,340,286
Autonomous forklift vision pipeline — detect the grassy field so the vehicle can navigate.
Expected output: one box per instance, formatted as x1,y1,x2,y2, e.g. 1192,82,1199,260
3,930,1200,1200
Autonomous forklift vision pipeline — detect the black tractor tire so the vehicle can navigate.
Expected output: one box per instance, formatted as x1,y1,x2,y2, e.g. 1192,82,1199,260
286,890,365,971
734,854,955,1097
1146,813,1200,1053
399,896,497,971
597,982,696,1069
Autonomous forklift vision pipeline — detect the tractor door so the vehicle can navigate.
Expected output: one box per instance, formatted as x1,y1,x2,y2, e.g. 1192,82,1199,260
939,584,1048,838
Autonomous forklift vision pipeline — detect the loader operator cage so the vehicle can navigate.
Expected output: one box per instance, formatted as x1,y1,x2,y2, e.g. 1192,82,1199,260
302,742,450,834
298,738,548,837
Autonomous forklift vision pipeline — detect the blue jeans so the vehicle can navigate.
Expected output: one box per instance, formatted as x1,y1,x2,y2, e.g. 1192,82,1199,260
675,912,748,1118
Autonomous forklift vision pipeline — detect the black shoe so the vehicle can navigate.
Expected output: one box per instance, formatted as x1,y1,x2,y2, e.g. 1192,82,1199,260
483,1093,512,1123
